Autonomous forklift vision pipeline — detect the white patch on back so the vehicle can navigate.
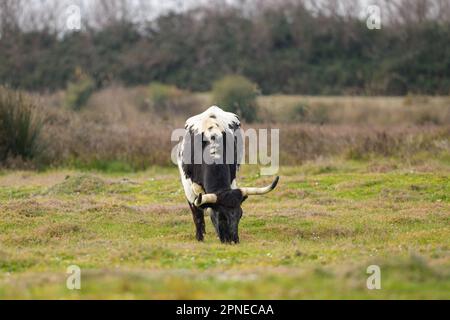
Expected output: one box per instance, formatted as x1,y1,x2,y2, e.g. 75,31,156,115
178,106,241,204
185,106,240,136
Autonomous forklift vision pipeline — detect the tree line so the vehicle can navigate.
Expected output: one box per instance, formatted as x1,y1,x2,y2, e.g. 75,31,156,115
0,0,449,95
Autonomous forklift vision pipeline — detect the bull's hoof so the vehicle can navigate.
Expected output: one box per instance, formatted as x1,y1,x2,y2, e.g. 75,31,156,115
219,237,239,244
196,233,204,241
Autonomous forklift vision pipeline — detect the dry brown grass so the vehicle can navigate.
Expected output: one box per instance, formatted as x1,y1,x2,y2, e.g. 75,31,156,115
2,88,448,169
258,95,450,125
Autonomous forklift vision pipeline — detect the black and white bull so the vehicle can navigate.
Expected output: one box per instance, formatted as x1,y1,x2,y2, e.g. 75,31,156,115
177,106,279,243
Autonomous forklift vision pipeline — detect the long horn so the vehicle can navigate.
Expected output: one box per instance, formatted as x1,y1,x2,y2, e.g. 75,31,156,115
240,176,279,196
191,183,205,196
194,193,217,206
191,183,217,206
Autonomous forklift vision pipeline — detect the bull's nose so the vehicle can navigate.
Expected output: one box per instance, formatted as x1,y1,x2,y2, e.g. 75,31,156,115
210,135,216,141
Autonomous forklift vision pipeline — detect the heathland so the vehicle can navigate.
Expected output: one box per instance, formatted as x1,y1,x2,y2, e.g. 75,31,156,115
0,88,449,299
0,160,448,299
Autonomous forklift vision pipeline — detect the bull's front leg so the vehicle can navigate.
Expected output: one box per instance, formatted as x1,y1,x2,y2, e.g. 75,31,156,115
188,201,205,241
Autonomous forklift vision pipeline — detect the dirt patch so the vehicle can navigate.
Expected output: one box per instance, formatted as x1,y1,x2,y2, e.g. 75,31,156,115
46,174,108,195
7,222,92,246
2,200,48,217
367,163,398,173
129,204,188,215
263,224,384,241
260,207,331,218
36,222,83,238
278,189,310,199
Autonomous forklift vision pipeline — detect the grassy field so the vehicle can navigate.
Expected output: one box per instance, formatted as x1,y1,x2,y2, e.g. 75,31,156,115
0,158,449,299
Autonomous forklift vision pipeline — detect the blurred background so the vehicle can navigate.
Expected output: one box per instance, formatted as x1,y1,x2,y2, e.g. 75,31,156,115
0,0,449,171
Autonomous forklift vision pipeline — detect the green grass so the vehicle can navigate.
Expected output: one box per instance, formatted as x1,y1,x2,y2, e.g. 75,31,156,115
0,159,449,299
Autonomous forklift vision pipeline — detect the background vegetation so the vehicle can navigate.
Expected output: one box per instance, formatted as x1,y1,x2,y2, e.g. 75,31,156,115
212,75,259,122
1,85,449,171
0,87,43,165
0,0,449,95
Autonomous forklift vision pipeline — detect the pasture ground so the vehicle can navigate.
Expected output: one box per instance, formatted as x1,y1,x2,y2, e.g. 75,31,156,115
0,158,449,299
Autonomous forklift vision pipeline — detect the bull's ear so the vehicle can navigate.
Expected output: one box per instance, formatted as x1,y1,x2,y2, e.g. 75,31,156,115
241,195,248,204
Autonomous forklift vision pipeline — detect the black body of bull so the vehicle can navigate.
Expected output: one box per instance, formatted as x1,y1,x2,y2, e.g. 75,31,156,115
182,131,245,243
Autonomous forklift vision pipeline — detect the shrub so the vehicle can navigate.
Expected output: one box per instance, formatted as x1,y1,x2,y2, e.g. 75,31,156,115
288,102,330,124
414,111,441,125
290,102,310,122
148,83,182,111
0,87,43,162
147,82,200,117
212,75,259,122
65,69,96,111
309,104,330,124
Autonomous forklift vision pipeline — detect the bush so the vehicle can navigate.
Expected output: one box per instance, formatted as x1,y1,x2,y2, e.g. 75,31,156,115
147,82,199,117
65,70,96,111
288,102,330,124
309,104,330,125
212,75,259,122
148,83,182,111
0,87,43,162
290,102,310,122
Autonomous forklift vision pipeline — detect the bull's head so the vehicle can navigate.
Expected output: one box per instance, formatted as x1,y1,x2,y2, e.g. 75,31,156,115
191,176,279,243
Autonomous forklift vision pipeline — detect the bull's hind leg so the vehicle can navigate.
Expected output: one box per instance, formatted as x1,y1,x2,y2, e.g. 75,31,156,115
188,202,205,241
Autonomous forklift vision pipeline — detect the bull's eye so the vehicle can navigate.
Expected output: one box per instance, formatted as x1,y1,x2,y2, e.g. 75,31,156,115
208,126,213,130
